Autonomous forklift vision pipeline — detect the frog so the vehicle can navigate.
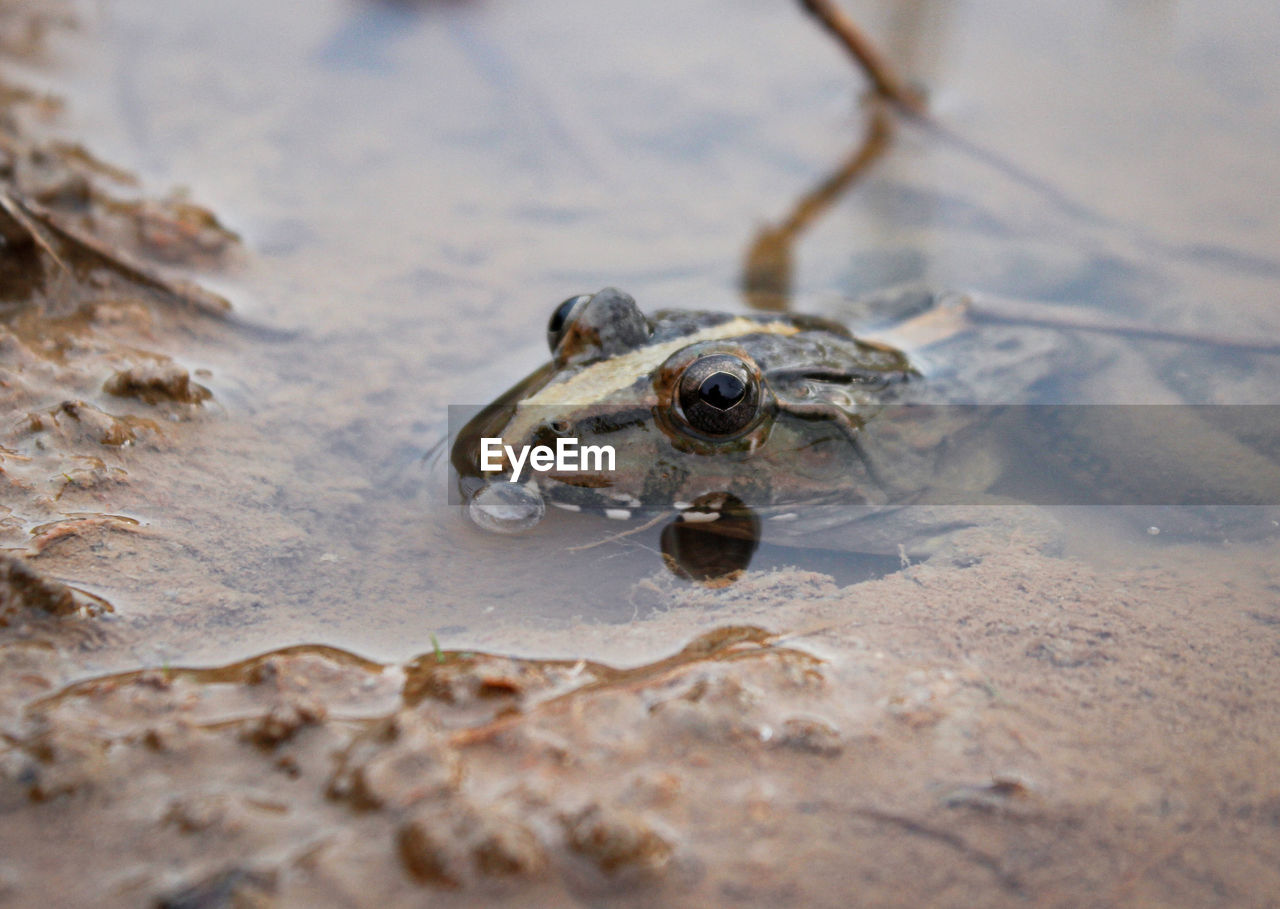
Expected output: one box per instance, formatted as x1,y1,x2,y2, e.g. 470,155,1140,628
450,286,1089,563
450,284,1280,573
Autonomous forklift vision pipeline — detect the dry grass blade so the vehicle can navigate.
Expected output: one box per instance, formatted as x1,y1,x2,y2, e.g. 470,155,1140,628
0,188,69,269
0,188,231,317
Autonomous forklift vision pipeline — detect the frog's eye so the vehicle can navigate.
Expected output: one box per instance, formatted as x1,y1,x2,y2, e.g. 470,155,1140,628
547,294,591,352
676,354,761,439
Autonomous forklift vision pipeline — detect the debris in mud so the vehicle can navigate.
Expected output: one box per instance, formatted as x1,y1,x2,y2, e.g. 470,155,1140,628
3,544,1280,906
1,629,837,901
240,698,327,750
25,399,161,448
51,457,127,495
103,362,211,406
0,189,235,316
0,14,238,318
154,867,277,909
27,513,141,556
0,552,109,624
401,650,561,707
106,190,241,268
772,715,844,755
0,3,238,566
561,803,675,877
398,801,548,887
328,713,463,811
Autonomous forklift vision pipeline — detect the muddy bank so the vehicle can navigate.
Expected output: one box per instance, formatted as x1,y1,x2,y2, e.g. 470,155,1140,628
5,541,1280,906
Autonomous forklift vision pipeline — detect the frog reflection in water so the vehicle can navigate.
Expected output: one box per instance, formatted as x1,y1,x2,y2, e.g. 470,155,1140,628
451,285,1079,578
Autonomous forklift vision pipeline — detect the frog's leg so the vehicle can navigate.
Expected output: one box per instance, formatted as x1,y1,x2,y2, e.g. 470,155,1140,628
968,293,1280,355
845,286,974,345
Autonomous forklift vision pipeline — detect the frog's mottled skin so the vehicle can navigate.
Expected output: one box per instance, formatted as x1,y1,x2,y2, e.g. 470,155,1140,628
452,287,1064,556
452,287,1280,556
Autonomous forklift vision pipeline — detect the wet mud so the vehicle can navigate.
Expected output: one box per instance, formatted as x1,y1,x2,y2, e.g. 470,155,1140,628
2,0,1279,906
5,541,1280,906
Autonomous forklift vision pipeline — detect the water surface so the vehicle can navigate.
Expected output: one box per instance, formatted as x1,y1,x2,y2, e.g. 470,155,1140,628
31,0,1280,666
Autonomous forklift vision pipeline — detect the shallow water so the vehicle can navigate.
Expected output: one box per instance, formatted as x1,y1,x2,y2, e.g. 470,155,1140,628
4,3,1280,905
25,0,1280,668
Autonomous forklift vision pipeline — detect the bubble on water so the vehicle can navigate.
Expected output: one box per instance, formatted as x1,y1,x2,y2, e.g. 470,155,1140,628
467,481,545,533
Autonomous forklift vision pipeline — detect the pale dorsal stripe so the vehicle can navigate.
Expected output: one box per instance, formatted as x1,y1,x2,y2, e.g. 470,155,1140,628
491,318,800,457
522,317,800,408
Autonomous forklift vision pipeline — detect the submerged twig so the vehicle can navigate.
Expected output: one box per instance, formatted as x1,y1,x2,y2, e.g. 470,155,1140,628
795,0,925,115
566,511,669,551
790,1,1121,232
790,1,1280,330
743,100,893,311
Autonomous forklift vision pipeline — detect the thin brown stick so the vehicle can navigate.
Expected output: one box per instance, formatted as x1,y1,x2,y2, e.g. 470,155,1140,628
793,1,1132,233
796,0,926,115
780,101,893,238
792,0,1126,238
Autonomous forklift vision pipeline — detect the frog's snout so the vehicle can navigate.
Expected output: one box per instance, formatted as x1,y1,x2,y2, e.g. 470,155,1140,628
465,480,546,534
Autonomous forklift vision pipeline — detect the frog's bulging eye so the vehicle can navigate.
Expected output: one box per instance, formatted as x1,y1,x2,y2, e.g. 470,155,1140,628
677,354,760,438
699,372,746,410
547,294,591,351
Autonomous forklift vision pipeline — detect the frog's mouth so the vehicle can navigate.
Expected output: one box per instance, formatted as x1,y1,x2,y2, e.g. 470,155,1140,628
541,481,649,521
450,362,557,497
451,367,899,530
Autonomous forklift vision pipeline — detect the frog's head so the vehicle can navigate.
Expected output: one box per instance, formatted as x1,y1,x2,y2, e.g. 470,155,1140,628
452,287,916,529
